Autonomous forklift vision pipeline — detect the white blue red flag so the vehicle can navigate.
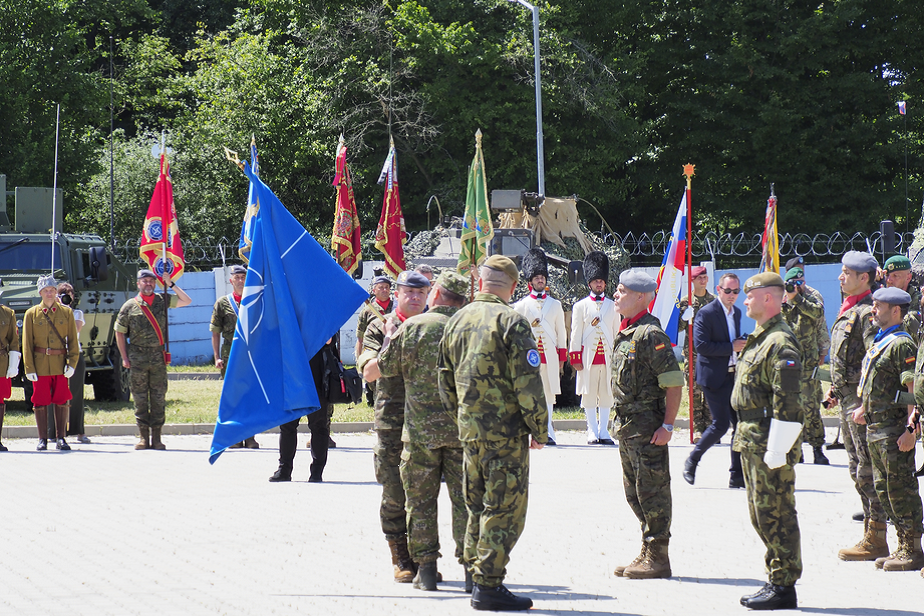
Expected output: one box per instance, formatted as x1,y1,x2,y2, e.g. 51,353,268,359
650,190,688,344
898,101,907,115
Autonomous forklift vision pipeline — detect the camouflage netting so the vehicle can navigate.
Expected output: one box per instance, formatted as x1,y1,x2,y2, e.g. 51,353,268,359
404,226,448,261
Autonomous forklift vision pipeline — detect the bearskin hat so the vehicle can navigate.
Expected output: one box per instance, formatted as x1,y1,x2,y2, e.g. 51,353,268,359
583,251,609,284
521,247,549,282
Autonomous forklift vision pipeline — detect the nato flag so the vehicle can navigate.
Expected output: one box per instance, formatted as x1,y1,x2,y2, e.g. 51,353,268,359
209,162,367,463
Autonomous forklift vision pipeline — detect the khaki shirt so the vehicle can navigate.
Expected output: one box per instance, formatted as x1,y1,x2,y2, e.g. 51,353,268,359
22,302,79,376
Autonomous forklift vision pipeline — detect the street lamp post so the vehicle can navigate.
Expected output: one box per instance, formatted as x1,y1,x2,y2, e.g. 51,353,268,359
508,0,545,198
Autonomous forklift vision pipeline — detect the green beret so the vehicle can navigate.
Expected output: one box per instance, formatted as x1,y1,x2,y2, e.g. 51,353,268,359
873,287,911,305
436,271,470,298
784,267,804,282
743,272,785,293
482,255,518,283
884,255,911,273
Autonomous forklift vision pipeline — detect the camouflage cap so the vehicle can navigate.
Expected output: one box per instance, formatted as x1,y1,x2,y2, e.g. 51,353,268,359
784,267,804,282
842,250,878,273
396,270,431,288
229,264,247,276
619,269,657,293
482,255,518,283
436,271,470,298
743,272,785,293
36,274,57,292
883,255,911,273
137,269,157,280
873,286,911,305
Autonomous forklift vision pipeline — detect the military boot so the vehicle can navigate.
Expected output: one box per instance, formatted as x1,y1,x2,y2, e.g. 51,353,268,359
0,403,8,451
135,426,150,450
413,561,438,591
838,518,889,561
54,404,70,450
743,584,797,610
387,537,416,583
244,436,260,449
614,542,647,577
624,538,671,579
34,406,48,451
150,427,166,450
812,446,830,465
471,584,532,611
464,567,474,593
883,533,924,572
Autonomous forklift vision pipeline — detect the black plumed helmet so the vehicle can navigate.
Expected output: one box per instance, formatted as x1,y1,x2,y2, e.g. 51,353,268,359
521,247,549,282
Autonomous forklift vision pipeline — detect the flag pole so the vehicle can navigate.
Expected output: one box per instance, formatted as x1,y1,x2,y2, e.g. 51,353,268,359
160,132,171,360
683,163,695,443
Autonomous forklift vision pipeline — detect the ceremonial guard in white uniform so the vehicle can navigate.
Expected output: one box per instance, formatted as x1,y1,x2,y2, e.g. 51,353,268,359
569,251,617,444
513,248,567,445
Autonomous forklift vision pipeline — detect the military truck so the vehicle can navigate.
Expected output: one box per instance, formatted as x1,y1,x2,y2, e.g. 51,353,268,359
0,175,136,402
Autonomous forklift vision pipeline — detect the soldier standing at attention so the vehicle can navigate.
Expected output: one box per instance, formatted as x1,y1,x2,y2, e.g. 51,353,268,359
881,255,922,343
357,270,430,583
781,265,830,465
611,269,682,580
0,279,21,452
856,287,924,571
356,275,393,405
513,248,567,445
569,251,618,445
733,273,804,610
378,271,470,591
115,269,191,451
23,275,79,451
823,251,888,559
210,264,258,449
439,255,548,611
678,265,715,442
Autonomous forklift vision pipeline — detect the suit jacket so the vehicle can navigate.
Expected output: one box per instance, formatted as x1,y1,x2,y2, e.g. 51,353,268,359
693,298,742,389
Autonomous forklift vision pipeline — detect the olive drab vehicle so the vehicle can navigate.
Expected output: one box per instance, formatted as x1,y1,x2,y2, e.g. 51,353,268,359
0,175,135,403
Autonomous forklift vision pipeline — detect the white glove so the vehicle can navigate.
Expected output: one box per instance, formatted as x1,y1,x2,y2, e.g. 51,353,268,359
6,351,20,379
64,365,75,379
681,306,695,322
26,372,38,382
763,418,803,469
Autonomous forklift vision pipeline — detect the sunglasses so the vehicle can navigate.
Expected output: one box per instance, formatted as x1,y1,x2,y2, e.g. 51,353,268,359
719,287,741,295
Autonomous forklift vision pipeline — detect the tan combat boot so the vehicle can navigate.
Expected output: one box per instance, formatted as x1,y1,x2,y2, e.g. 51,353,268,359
387,537,416,583
838,518,890,561
150,427,166,450
624,538,671,579
884,533,924,571
614,542,647,577
135,426,150,450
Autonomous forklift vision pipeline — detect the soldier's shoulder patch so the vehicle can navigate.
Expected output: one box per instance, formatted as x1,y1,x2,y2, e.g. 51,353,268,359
906,356,916,364
654,342,666,351
526,349,541,367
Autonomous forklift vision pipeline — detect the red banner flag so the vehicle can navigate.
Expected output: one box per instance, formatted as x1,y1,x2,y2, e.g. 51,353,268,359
140,152,184,285
374,139,406,277
331,136,362,275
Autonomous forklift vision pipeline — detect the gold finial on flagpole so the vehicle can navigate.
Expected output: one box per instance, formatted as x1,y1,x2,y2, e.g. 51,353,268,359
223,147,243,171
475,128,483,147
682,163,695,190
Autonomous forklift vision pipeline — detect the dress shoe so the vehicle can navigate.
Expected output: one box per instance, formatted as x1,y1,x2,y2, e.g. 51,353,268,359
683,456,697,485
471,584,532,611
56,438,71,451
812,446,830,465
546,439,557,446
269,469,292,482
852,511,865,522
729,475,745,489
599,438,615,446
742,584,797,610
740,582,772,605
587,439,600,445
328,436,337,448
36,439,48,451
0,442,8,452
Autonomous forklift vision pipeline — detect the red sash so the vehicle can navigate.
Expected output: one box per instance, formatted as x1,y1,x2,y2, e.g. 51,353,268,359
136,295,171,364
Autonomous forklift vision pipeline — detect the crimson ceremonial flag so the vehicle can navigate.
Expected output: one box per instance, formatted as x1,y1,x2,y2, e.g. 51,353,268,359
140,152,184,285
331,136,362,275
759,188,779,274
374,139,407,277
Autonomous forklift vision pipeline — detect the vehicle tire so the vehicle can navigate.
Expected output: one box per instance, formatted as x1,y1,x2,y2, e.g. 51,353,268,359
92,345,131,402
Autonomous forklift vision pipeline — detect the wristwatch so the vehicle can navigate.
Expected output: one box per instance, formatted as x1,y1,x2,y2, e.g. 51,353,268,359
662,423,674,433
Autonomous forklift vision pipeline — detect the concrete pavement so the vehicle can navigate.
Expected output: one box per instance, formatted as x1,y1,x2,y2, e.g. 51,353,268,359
0,427,920,616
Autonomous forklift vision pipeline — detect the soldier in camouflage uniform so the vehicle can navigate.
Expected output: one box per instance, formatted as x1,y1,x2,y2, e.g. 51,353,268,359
678,265,714,441
378,271,469,591
438,255,548,612
210,265,258,449
0,282,21,452
611,269,683,580
781,266,830,465
115,269,191,451
356,275,393,406
357,271,430,583
881,255,922,343
823,251,888,560
856,287,924,571
733,272,803,611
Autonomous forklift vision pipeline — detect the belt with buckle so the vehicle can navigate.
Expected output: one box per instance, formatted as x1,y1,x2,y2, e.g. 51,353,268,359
34,347,66,356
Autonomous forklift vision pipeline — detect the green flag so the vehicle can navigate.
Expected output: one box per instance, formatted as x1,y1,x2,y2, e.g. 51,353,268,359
458,129,494,278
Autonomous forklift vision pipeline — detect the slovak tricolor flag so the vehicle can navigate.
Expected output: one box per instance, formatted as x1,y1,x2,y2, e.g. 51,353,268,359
650,190,688,344
898,101,907,115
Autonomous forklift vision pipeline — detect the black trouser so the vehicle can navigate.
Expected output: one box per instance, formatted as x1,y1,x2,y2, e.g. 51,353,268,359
690,370,742,478
278,404,331,480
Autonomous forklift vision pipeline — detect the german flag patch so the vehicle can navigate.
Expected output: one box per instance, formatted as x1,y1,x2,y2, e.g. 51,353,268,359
654,343,665,351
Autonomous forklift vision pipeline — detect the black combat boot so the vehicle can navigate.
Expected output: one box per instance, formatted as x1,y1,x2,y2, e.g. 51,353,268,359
743,584,797,610
812,446,830,465
34,406,48,451
269,466,292,482
413,561,438,591
740,582,772,606
471,584,532,611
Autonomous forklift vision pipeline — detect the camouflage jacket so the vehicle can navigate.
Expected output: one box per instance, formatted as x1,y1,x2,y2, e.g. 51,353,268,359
356,298,393,349
902,285,922,344
209,294,239,358
0,305,20,375
22,302,79,376
858,326,916,415
781,290,824,372
611,312,684,416
115,294,179,348
804,284,830,360
912,337,924,409
731,313,803,452
829,293,875,401
378,305,461,448
357,314,405,431
678,290,715,358
438,292,548,444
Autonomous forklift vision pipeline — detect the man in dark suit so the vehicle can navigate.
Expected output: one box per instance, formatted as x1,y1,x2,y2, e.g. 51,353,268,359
684,272,747,488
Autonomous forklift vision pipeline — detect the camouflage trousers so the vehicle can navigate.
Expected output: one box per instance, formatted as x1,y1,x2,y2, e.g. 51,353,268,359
867,416,924,536
400,442,465,564
740,444,803,586
128,346,168,428
800,376,825,447
617,413,672,542
839,395,885,523
373,429,407,540
683,361,712,435
462,436,530,587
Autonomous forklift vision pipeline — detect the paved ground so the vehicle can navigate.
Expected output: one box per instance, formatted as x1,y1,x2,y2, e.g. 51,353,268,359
1,427,921,616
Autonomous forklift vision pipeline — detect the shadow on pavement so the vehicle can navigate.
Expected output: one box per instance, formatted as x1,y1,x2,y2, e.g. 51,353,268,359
671,576,765,586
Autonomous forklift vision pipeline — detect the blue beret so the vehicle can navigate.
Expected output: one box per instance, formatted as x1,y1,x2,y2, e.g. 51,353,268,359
873,287,911,305
396,271,431,289
842,251,878,273
619,269,657,293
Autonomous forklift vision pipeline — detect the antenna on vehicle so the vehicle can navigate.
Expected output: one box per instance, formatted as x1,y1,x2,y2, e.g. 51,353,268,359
51,103,61,275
